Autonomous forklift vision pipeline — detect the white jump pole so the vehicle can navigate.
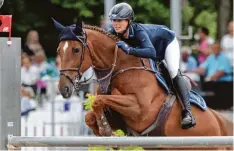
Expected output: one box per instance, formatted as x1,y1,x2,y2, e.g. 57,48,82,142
8,136,233,149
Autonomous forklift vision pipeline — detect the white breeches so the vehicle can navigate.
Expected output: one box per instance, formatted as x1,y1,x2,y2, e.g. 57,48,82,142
164,37,180,78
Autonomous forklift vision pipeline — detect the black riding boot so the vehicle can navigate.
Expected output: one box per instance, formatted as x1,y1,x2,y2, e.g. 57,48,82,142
172,70,196,129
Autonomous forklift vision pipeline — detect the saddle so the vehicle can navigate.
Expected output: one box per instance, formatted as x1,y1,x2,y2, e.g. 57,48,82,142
149,59,207,111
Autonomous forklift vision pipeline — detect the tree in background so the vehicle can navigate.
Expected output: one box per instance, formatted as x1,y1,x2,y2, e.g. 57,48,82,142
50,0,170,26
217,0,232,40
0,0,232,57
125,0,170,26
183,0,232,40
50,0,104,24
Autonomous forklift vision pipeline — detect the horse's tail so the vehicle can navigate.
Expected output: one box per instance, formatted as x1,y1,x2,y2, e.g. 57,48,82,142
210,109,233,136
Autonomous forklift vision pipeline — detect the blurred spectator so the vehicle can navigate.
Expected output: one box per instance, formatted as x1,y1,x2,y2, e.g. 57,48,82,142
100,16,109,31
34,51,49,74
23,30,44,58
49,54,61,79
34,51,55,100
21,56,40,93
193,27,212,64
180,46,199,82
39,54,61,80
190,42,232,82
21,86,38,117
21,51,28,58
21,52,28,64
221,20,233,66
181,46,197,72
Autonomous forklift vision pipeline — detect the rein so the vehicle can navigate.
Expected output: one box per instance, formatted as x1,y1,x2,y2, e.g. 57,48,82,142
92,45,119,81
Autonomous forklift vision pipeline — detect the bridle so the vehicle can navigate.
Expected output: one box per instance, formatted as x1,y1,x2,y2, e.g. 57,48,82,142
59,27,93,92
58,26,119,95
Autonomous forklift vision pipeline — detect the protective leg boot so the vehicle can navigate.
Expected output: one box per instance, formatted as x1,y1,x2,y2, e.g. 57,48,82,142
172,70,196,129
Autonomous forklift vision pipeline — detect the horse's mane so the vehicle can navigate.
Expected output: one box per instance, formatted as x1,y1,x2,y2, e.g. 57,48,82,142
83,25,120,41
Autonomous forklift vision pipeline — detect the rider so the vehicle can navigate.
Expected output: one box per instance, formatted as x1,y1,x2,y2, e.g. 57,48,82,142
108,2,196,129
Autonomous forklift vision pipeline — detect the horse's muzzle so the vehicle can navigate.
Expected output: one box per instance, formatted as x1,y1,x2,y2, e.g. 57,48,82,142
59,84,73,98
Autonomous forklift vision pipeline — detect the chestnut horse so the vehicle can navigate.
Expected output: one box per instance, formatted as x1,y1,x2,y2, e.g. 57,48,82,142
54,19,233,150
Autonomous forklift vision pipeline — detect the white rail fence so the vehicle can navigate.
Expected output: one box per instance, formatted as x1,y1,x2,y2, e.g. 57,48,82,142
21,123,86,137
8,136,233,149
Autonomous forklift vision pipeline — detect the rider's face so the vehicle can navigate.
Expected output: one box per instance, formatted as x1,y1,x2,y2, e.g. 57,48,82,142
112,19,128,33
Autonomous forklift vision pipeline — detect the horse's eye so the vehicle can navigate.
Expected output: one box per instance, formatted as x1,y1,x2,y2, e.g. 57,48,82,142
72,47,79,54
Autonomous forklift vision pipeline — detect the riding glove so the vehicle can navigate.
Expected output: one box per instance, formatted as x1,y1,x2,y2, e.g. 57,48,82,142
116,41,157,60
116,41,131,54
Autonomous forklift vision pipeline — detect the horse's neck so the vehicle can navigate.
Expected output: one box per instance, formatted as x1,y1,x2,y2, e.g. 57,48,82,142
86,29,116,69
86,29,167,104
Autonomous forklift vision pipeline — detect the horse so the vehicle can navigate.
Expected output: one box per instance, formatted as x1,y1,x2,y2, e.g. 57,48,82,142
53,19,233,150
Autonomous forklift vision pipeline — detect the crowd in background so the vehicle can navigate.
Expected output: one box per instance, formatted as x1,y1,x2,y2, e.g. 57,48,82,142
20,20,233,117
20,29,61,117
181,21,233,84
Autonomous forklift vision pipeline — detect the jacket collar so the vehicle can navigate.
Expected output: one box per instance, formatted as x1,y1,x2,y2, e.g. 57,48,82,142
128,24,134,38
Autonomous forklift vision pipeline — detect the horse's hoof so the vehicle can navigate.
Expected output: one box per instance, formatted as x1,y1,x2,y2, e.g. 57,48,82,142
99,127,112,136
105,127,112,136
99,127,105,136
85,112,96,126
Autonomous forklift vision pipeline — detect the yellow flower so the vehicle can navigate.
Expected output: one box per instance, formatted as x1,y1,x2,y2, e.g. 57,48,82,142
84,93,96,111
113,129,125,137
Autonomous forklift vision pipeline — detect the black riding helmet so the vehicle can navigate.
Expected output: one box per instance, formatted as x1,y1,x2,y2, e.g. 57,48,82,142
109,2,134,21
109,3,134,36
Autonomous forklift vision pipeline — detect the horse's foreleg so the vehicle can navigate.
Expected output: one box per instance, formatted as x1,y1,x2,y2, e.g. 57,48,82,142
92,97,113,136
85,111,101,136
92,94,142,136
103,95,142,120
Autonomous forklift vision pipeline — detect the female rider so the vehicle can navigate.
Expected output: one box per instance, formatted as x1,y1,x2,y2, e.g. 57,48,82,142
108,2,196,129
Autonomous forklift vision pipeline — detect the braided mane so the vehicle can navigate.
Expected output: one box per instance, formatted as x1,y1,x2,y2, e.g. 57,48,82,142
83,25,120,41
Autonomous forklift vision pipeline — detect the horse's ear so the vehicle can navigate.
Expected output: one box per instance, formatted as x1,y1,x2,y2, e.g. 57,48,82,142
51,18,65,32
76,17,83,28
74,18,83,35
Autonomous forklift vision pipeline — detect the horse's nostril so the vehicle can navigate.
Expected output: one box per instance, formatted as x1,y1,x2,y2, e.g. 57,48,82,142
64,86,69,93
60,85,73,98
